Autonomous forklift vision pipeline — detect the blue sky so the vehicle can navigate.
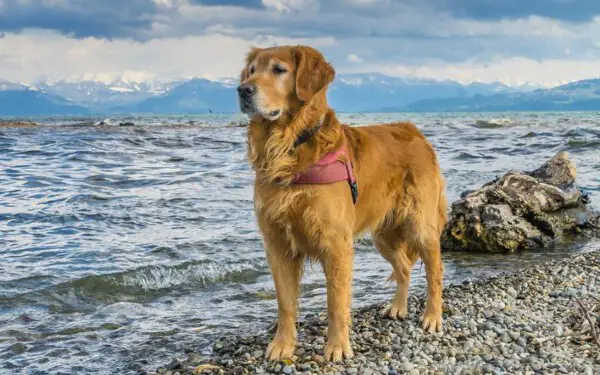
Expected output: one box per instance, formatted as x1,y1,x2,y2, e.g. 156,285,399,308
1,0,600,86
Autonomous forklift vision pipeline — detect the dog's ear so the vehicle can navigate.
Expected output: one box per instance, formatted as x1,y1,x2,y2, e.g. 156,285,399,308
240,47,261,82
294,46,335,102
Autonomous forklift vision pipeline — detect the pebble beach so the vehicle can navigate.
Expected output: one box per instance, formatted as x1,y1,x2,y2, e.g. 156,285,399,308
150,249,600,375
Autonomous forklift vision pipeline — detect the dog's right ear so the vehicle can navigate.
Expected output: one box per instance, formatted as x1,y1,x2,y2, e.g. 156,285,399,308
240,47,261,82
294,46,335,102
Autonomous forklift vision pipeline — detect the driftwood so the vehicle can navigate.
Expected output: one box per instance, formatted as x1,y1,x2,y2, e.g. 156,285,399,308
574,299,600,348
442,151,599,253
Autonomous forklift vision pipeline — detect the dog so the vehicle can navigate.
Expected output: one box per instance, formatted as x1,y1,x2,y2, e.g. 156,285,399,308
238,45,447,362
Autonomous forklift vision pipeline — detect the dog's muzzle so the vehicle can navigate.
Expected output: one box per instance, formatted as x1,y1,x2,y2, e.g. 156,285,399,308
237,83,256,113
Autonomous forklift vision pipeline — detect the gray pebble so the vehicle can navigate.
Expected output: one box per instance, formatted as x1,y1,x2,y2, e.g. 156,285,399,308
507,287,518,299
500,333,513,343
401,362,414,372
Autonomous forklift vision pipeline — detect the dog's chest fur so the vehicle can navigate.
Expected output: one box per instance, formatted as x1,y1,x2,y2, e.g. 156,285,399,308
254,183,351,258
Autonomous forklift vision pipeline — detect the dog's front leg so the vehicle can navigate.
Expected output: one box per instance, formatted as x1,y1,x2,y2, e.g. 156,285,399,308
264,246,304,361
323,240,354,362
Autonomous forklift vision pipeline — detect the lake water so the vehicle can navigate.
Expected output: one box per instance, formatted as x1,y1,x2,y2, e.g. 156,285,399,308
1,112,599,374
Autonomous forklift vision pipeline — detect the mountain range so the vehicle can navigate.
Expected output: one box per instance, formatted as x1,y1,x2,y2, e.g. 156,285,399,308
2,74,600,116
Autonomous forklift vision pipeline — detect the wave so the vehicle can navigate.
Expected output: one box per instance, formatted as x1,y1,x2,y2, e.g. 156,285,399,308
566,139,600,150
472,119,514,129
1,259,268,311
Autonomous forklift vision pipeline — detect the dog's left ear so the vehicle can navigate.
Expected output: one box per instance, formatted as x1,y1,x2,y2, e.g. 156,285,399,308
240,47,261,82
294,46,335,102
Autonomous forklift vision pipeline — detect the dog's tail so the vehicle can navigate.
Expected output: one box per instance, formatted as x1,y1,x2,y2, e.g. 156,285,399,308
437,184,448,235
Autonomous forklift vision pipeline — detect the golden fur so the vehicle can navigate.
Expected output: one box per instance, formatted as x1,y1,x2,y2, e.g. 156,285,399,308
239,45,447,362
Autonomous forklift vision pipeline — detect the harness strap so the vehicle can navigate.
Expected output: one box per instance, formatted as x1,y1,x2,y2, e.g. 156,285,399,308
292,144,359,205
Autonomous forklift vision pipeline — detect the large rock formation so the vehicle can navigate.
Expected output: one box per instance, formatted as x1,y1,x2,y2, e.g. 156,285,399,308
442,151,599,253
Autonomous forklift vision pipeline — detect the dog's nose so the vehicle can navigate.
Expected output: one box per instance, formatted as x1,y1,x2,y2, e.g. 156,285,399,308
237,83,256,97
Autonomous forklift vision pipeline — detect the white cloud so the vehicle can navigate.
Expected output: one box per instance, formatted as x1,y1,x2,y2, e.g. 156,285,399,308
347,53,363,63
0,29,336,83
261,0,318,12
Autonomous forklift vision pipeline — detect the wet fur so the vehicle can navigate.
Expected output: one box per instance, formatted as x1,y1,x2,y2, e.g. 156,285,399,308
241,45,447,362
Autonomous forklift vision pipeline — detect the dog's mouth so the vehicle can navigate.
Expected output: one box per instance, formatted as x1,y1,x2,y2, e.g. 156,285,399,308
240,101,254,114
240,99,281,120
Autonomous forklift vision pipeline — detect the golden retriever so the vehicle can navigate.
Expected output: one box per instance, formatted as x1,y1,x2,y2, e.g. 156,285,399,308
237,45,447,362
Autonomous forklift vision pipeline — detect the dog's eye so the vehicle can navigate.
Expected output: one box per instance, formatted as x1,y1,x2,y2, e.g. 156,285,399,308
249,66,255,75
273,65,287,74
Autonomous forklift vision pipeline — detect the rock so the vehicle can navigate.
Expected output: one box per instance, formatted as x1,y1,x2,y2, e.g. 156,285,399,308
553,324,564,337
530,361,543,372
300,363,311,371
252,350,264,358
282,365,293,374
119,121,135,127
442,151,600,252
500,333,513,343
401,362,414,372
506,287,518,299
166,359,182,370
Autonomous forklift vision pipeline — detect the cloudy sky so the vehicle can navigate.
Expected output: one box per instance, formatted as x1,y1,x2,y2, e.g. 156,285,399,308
1,0,600,87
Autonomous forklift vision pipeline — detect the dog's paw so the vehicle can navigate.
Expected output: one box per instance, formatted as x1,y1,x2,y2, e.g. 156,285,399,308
380,304,408,320
324,339,354,362
266,338,295,361
420,311,443,333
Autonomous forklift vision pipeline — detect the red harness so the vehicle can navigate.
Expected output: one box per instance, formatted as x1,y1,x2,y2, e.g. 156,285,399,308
292,145,359,204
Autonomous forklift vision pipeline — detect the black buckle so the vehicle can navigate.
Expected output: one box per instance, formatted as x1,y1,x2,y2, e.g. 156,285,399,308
349,181,358,205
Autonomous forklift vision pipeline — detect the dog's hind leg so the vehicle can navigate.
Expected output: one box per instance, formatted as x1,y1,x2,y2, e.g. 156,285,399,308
374,227,419,320
408,184,446,333
418,234,444,333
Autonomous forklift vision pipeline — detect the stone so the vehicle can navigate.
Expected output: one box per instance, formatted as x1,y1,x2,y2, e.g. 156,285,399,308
500,333,513,343
300,363,311,371
507,287,518,299
401,362,414,372
442,152,600,252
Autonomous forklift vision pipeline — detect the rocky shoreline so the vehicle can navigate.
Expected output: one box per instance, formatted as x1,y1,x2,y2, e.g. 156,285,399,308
148,249,600,375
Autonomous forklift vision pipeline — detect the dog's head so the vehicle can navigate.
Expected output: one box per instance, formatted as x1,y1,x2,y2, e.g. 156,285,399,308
237,45,335,121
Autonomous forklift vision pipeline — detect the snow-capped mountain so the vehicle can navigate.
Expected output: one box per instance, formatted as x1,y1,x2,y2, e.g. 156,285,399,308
4,74,600,115
31,79,185,111
404,78,600,112
328,73,525,112
0,79,30,91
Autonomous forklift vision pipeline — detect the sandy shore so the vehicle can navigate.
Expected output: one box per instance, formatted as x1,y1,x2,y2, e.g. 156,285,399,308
148,249,600,375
